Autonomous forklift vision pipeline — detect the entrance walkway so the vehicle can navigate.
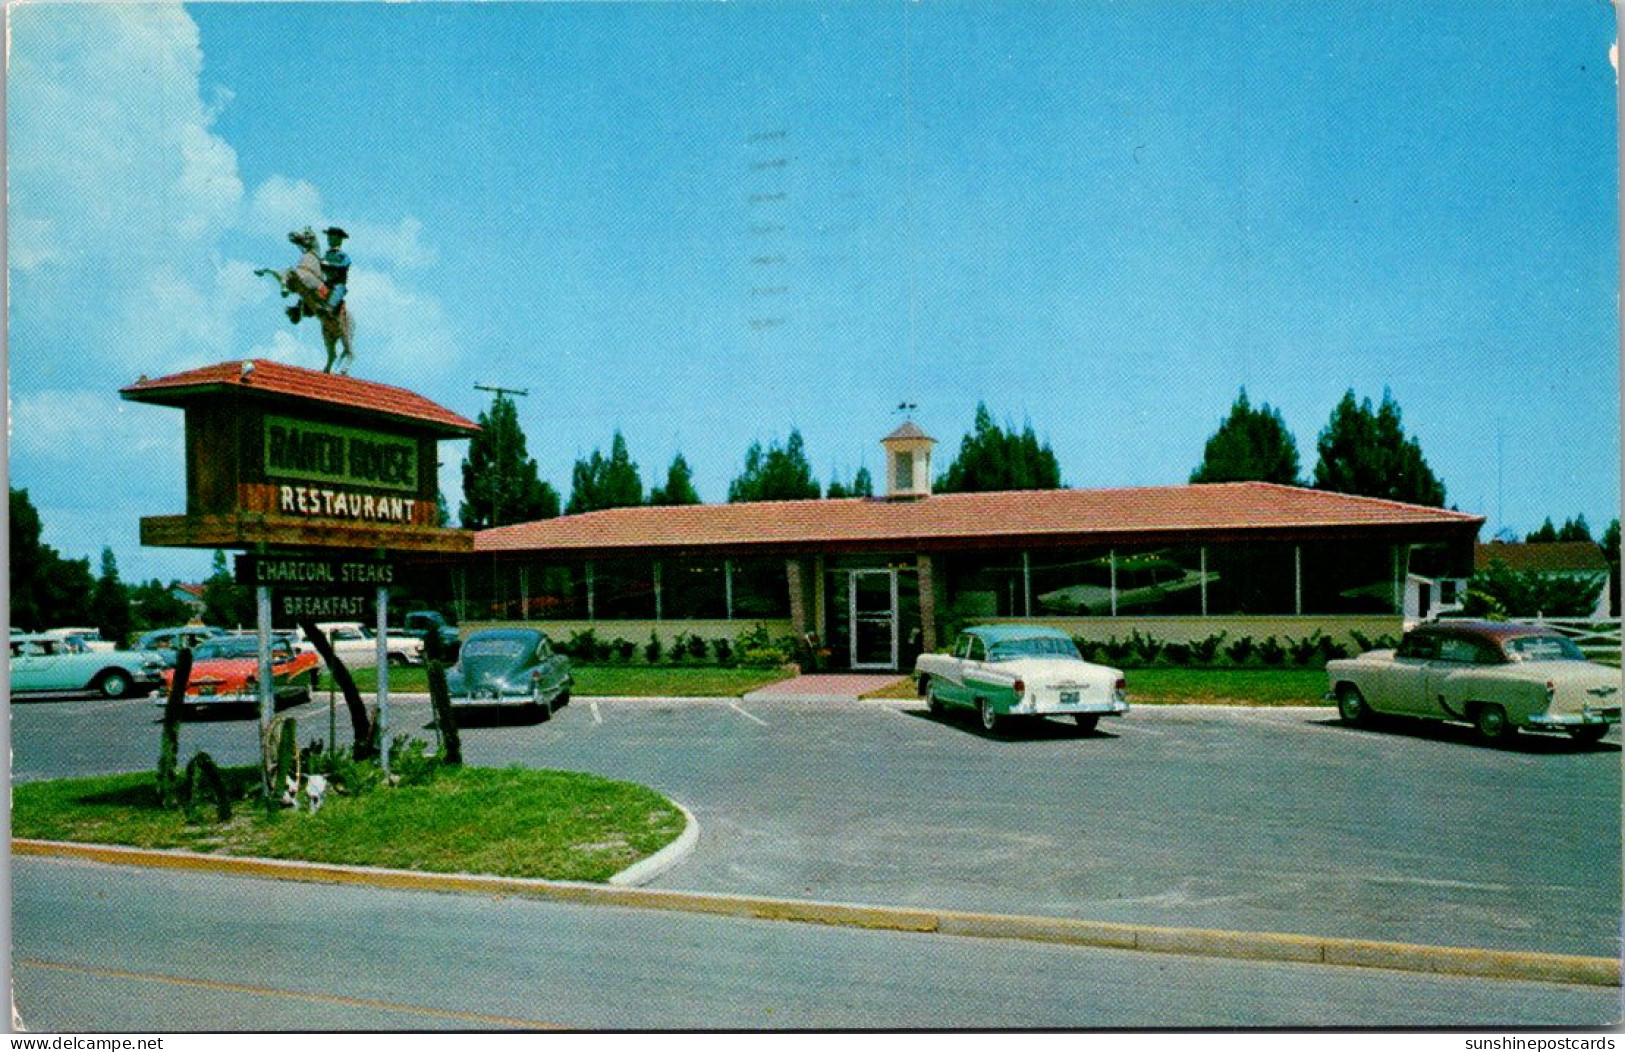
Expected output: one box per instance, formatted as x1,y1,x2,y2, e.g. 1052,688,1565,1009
743,672,907,703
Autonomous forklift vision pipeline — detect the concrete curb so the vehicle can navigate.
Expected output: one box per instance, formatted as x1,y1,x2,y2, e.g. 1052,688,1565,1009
15,838,1618,988
607,800,698,887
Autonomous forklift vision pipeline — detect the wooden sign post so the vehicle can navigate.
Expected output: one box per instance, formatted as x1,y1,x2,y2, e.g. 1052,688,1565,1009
123,360,479,784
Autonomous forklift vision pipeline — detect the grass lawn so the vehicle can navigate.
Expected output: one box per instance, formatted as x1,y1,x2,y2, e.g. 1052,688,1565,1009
320,664,790,697
866,667,1330,706
13,766,686,883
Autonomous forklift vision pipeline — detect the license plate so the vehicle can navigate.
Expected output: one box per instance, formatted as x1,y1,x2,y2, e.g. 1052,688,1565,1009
199,686,215,696
1060,690,1079,705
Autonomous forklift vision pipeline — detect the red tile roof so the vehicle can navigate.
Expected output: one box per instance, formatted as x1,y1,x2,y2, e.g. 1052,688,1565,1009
477,482,1482,555
1475,542,1609,573
120,360,478,435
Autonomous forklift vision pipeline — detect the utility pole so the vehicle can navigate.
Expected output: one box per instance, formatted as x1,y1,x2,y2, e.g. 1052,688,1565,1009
474,382,529,528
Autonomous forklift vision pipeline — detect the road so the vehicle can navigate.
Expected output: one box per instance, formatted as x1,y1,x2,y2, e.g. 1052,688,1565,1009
10,689,1621,1028
13,857,1620,1031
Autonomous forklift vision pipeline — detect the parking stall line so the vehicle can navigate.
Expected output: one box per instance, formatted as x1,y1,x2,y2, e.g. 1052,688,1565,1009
589,700,603,724
727,701,768,726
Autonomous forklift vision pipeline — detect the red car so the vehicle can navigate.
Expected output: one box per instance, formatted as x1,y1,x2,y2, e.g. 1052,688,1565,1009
158,635,320,711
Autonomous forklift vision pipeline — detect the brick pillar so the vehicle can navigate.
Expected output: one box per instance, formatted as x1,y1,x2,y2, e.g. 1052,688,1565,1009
917,553,938,652
785,557,810,637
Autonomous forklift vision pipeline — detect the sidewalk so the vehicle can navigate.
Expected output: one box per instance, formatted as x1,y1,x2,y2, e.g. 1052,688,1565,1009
741,673,906,704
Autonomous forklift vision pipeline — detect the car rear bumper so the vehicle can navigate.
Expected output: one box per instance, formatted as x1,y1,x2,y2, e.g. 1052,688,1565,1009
1525,707,1620,729
449,693,538,707
1017,697,1129,717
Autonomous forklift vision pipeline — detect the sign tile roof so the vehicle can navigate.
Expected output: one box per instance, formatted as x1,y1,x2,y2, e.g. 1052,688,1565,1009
477,482,1482,555
120,359,479,435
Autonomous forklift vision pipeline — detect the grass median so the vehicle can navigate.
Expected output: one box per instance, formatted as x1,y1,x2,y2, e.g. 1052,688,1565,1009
321,664,790,697
865,667,1331,706
13,766,687,882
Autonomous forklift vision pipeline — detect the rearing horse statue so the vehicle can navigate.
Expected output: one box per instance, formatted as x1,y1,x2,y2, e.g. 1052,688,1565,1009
255,228,355,374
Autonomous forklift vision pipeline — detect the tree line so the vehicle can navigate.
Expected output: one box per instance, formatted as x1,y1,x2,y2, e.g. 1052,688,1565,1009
12,388,1618,638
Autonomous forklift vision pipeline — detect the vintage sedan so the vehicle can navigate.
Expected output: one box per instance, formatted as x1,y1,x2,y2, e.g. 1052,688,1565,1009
1326,621,1621,743
914,624,1128,732
10,634,167,698
159,635,321,711
446,628,572,713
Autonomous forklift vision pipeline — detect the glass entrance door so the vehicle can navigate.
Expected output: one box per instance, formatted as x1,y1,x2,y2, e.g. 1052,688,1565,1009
849,569,898,669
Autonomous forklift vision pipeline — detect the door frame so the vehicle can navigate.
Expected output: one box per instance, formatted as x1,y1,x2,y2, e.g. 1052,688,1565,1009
848,568,899,670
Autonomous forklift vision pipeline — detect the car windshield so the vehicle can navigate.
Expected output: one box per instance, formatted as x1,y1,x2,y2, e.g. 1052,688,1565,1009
196,638,292,661
464,638,529,660
1504,635,1587,662
987,636,1081,662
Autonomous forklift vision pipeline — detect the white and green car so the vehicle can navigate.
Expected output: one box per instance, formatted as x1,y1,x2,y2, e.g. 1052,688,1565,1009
914,625,1128,732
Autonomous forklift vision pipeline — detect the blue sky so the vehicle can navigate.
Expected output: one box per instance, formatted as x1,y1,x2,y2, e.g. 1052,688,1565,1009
8,1,1619,587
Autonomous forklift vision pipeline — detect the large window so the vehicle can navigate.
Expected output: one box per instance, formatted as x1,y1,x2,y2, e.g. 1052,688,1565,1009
731,557,790,619
1030,547,1208,616
943,552,1028,618
1204,544,1296,615
662,558,728,620
595,558,656,619
1300,541,1399,615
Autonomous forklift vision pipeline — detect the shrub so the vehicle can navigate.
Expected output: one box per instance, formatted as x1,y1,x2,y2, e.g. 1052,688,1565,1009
388,736,440,788
1224,635,1256,666
734,623,791,667
564,629,599,661
1162,641,1193,666
1128,631,1163,666
1257,636,1288,665
1288,633,1325,666
683,634,709,661
712,637,735,666
1316,635,1350,663
1072,637,1106,663
1100,636,1137,665
1190,632,1228,666
611,637,637,662
644,632,663,664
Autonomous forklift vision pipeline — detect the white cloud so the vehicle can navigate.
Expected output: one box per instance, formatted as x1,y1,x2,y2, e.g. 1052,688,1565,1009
248,175,326,239
344,216,437,270
7,3,465,580
10,389,183,464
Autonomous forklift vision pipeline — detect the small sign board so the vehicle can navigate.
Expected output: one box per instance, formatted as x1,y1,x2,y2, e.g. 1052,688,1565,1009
236,554,396,589
276,593,374,622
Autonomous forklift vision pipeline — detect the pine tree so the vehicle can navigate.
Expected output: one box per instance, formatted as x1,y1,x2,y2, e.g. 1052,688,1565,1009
649,452,701,506
935,403,1063,493
201,550,252,629
9,487,94,630
727,430,821,502
1311,389,1445,507
460,393,560,528
567,431,645,514
91,547,133,647
1526,518,1560,543
1189,389,1301,485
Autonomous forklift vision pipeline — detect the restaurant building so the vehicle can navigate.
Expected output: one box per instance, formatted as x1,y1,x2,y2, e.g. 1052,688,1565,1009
444,424,1483,671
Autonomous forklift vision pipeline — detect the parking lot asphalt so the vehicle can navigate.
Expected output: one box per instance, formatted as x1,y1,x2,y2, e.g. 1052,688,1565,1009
10,690,1621,960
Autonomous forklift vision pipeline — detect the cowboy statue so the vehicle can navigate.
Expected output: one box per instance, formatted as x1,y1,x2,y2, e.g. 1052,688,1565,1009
321,226,350,313
255,226,356,374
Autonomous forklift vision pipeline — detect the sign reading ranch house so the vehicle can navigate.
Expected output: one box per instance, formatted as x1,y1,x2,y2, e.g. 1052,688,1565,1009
265,415,417,492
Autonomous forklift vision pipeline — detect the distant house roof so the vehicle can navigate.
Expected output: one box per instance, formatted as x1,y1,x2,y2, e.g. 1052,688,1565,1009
1474,542,1609,574
477,482,1482,558
120,360,479,436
